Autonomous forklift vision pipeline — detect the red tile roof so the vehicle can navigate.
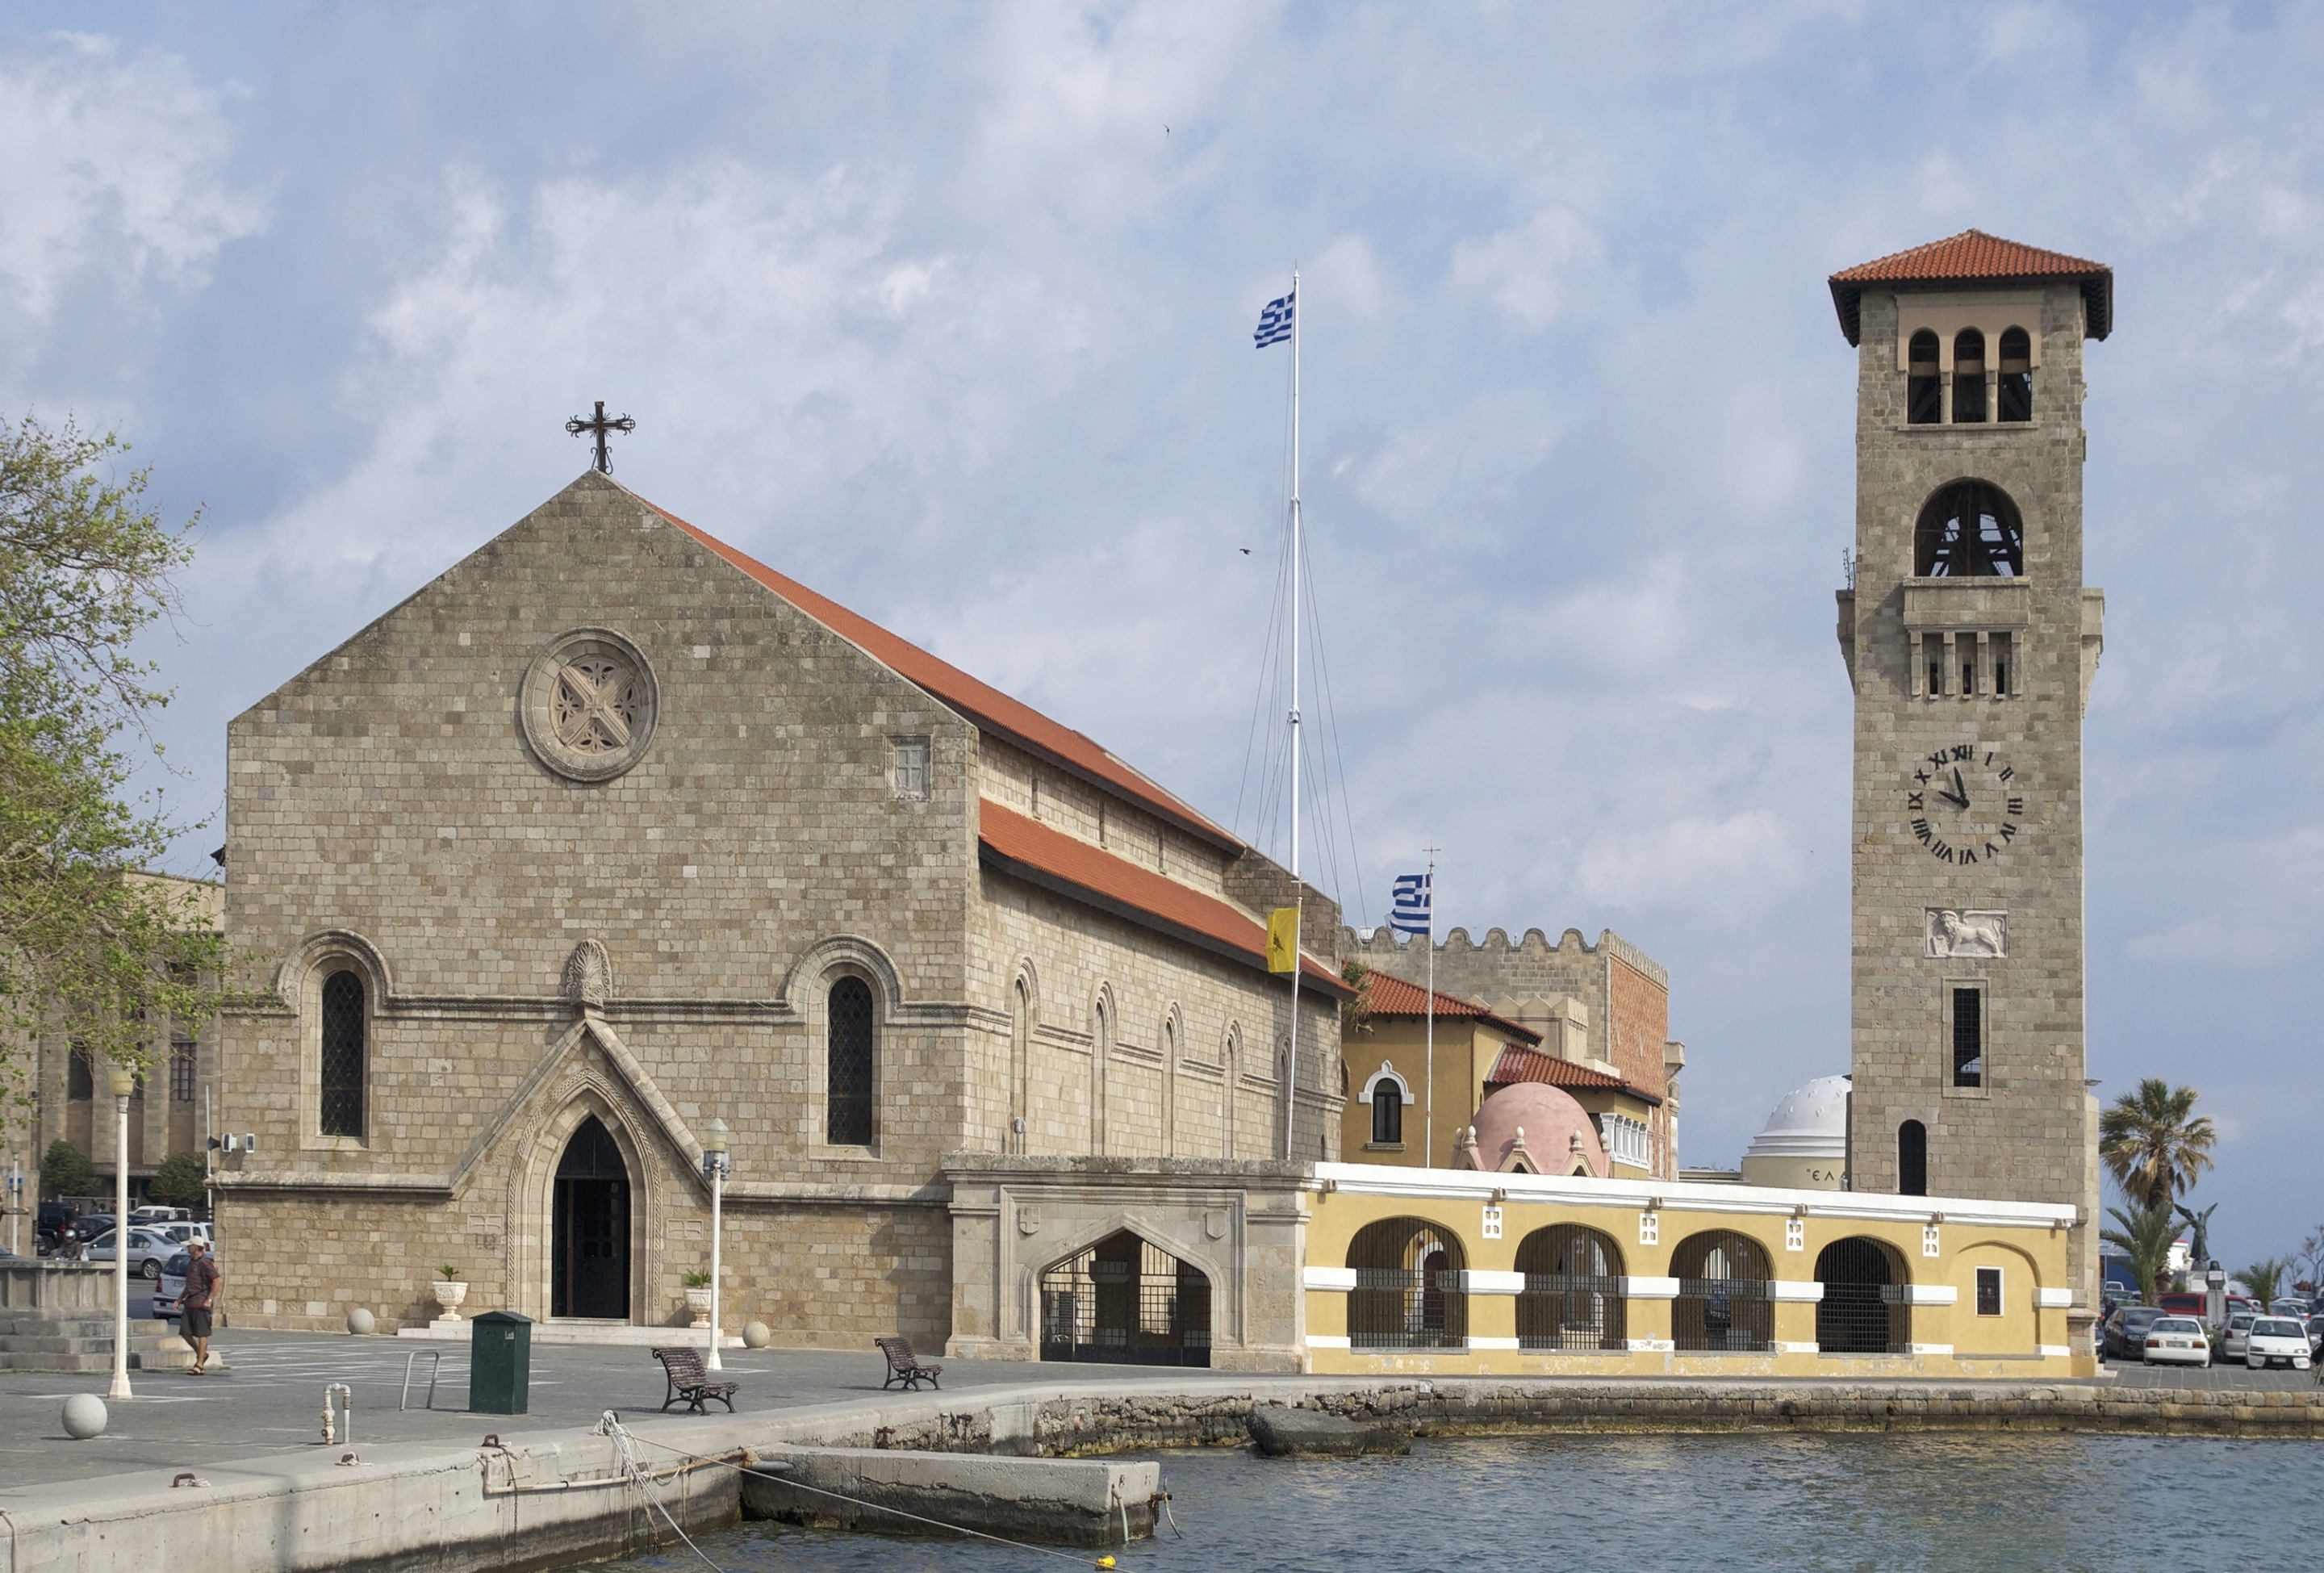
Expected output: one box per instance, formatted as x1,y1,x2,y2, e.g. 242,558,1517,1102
1354,970,1540,1044
1829,229,2112,345
1487,1044,1661,1107
637,495,1241,851
979,800,1349,997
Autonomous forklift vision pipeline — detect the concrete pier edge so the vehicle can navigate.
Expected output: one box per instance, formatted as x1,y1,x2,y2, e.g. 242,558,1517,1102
6,1374,2322,1573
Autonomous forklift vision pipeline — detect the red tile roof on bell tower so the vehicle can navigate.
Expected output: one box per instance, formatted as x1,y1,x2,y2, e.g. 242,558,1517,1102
1828,229,2112,345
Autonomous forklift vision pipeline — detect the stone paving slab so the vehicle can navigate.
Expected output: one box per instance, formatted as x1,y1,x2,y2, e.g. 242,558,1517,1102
0,1328,1226,1491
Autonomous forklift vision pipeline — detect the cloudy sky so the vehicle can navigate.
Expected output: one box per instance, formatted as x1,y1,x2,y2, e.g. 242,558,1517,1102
7,2,2322,1270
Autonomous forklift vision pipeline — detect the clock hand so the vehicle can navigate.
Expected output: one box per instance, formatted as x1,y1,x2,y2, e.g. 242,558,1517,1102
1951,767,1971,809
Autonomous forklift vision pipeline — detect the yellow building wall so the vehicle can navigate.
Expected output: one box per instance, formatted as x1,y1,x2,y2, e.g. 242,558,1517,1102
1300,1170,2084,1379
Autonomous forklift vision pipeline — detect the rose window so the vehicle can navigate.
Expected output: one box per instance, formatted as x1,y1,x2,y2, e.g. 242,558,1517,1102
551,657,646,754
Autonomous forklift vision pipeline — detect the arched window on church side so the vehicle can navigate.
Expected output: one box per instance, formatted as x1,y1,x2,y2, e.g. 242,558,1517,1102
1952,328,1988,423
320,969,366,1138
1998,327,2033,422
1898,1119,1928,1196
827,977,876,1146
1907,329,1942,425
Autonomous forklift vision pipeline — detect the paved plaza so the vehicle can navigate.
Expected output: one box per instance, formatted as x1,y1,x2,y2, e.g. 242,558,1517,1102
4,1323,2315,1494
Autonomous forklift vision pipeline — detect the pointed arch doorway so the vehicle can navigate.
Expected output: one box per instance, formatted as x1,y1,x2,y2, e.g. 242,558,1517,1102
551,1115,631,1320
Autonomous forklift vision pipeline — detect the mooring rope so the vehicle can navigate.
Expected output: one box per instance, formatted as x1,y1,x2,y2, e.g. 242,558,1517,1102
595,1413,727,1573
620,1428,1133,1568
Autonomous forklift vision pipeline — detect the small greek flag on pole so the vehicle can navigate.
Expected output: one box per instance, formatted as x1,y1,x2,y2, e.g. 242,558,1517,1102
1390,872,1432,935
1253,288,1294,349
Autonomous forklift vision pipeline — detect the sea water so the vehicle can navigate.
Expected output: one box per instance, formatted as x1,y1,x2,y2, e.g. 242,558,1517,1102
596,1432,2319,1572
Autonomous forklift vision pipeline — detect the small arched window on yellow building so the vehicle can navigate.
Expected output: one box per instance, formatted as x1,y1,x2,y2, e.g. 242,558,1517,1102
1360,1062,1409,1148
1906,329,1942,425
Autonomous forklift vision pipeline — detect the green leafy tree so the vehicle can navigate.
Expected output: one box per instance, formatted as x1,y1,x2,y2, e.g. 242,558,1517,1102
148,1149,207,1209
2098,1079,2216,1209
2101,1200,2179,1306
1340,960,1373,1038
2237,1257,2289,1307
38,1137,94,1199
0,415,232,1123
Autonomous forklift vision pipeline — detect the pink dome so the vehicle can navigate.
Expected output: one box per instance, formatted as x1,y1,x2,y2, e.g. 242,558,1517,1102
1468,1082,1607,1178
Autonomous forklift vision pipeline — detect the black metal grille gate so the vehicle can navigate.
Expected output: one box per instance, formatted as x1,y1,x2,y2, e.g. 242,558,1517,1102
1347,1219,1467,1350
1671,1230,1774,1352
1039,1231,1211,1366
1515,1224,1627,1350
1816,1236,1910,1354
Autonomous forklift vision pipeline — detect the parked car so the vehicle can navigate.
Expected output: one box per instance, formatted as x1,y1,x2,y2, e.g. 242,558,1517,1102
2219,1312,2259,1364
80,1227,178,1280
2305,1315,2324,1357
2142,1316,2211,1366
127,1206,194,1225
2245,1316,2312,1370
153,1246,220,1321
2102,1305,2165,1361
146,1221,211,1248
2268,1297,2308,1318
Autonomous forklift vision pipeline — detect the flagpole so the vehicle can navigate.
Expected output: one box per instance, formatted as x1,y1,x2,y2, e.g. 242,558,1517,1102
1284,266,1302,1163
1423,844,1437,1169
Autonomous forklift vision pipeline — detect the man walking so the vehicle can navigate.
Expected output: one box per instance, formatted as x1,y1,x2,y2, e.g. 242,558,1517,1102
182,1238,219,1375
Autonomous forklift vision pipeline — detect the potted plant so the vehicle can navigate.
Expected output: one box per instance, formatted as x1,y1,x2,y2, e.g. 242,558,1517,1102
683,1269,713,1328
434,1264,468,1321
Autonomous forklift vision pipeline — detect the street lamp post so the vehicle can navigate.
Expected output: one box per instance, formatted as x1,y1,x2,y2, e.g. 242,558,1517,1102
107,1059,136,1400
701,1119,729,1373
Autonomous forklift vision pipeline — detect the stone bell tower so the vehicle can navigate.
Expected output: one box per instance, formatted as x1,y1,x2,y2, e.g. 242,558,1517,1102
1829,232,2109,1330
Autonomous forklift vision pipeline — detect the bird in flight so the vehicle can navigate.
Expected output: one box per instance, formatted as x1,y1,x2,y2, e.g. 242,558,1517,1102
1238,547,1251,554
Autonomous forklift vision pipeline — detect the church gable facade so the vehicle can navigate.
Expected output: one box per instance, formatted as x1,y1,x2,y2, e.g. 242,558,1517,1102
215,471,1340,1356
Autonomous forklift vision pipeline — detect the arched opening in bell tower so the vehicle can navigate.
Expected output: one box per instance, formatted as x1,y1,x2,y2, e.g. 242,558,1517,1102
1907,330,1942,424
1913,480,2022,578
1951,329,1988,422
1997,327,2034,420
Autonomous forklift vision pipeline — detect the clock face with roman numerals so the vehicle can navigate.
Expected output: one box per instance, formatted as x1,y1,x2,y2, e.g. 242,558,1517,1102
1904,743,2024,865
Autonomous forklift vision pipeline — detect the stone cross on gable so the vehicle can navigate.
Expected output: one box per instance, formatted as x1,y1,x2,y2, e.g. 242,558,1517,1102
565,400,637,474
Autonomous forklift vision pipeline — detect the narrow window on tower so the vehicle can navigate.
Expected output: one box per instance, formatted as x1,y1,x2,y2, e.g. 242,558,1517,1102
891,738,929,800
1993,634,2010,697
1997,327,2033,421
1951,986,1983,1088
1952,329,1987,423
1898,1120,1928,1196
1906,329,1942,424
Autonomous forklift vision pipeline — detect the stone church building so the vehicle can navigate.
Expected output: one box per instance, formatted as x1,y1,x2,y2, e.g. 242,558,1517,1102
214,473,1344,1363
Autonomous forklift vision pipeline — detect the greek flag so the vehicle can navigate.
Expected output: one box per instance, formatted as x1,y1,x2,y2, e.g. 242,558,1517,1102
1390,872,1432,935
1253,288,1294,349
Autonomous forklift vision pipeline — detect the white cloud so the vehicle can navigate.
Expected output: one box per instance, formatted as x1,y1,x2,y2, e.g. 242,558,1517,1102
1449,207,1603,331
0,33,261,324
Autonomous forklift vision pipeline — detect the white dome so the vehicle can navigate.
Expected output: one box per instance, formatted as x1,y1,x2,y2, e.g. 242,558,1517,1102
1742,1074,1850,1161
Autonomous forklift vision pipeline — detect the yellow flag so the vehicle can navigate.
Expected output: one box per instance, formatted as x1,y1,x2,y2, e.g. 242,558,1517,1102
1266,906,1299,973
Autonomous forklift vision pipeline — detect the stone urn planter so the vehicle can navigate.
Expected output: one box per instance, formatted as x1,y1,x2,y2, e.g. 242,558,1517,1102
684,1286,713,1329
433,1280,469,1321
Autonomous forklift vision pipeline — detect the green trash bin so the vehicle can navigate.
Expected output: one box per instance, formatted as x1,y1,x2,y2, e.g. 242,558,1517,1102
469,1311,532,1415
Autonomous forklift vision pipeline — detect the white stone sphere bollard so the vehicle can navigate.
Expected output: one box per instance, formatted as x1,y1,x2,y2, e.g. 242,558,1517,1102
62,1393,107,1440
347,1307,376,1335
742,1320,771,1349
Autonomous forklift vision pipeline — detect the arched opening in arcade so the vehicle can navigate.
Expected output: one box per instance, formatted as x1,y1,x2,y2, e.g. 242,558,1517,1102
1671,1229,1774,1353
1816,1236,1912,1354
551,1114,631,1320
1038,1230,1212,1366
1515,1223,1627,1350
1347,1217,1468,1350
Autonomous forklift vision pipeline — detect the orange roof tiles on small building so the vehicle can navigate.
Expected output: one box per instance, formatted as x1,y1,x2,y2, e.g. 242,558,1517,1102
1355,971,1540,1044
1486,1043,1662,1107
1829,229,2113,345
640,496,1242,853
979,800,1349,997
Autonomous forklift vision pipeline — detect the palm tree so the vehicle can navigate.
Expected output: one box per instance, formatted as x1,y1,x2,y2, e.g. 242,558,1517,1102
2098,1079,2216,1208
2102,1201,2179,1305
2238,1257,2289,1307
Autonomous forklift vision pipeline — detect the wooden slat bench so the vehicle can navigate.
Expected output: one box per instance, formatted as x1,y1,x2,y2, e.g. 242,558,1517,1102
876,1336,943,1391
650,1345,738,1413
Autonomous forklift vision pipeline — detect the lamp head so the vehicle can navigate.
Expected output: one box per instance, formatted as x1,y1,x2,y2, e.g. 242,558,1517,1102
107,1061,137,1098
702,1119,729,1155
